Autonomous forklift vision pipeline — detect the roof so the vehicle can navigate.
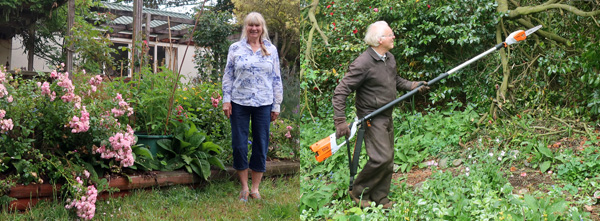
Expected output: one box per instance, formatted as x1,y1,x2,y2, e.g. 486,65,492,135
92,1,196,40
100,2,193,20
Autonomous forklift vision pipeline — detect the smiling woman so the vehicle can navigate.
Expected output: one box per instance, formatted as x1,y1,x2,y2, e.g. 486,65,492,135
222,11,283,202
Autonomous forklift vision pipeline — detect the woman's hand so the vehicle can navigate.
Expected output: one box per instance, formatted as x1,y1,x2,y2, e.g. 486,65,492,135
270,112,279,122
223,102,232,119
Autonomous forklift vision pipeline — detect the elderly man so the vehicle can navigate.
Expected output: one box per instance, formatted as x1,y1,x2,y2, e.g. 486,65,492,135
332,21,428,208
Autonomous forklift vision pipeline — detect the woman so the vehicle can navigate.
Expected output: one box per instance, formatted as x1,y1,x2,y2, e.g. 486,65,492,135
222,12,283,202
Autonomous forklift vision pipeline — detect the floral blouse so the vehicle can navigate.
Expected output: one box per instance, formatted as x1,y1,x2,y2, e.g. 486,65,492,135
222,38,283,112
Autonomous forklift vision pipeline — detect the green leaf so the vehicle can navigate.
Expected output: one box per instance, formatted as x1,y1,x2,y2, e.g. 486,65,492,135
133,146,153,160
188,133,205,148
157,139,175,155
540,161,551,173
189,161,202,178
182,155,193,165
537,142,553,158
523,194,539,212
194,158,211,180
201,142,222,154
548,199,567,214
186,123,199,138
208,156,225,170
12,160,28,173
180,140,192,149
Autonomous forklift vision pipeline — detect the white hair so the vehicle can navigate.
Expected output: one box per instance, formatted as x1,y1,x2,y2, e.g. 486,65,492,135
363,21,389,47
240,12,271,56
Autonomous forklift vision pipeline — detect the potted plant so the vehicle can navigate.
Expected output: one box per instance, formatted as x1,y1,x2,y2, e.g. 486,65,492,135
128,67,182,155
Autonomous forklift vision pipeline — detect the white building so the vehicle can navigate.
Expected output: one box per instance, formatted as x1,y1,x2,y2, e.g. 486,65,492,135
0,1,201,83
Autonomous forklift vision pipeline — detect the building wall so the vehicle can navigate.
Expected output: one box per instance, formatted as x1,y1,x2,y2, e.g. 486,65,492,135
176,43,197,84
111,37,198,82
9,36,54,72
4,36,198,82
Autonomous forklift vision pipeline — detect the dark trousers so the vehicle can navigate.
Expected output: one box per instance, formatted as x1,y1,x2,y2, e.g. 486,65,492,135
351,115,394,204
230,102,271,172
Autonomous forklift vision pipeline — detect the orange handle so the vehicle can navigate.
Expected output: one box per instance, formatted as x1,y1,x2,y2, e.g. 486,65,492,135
309,137,332,162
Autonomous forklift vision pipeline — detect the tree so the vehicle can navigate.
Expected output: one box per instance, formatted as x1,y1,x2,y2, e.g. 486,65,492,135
232,0,301,65
491,0,600,119
21,0,117,73
301,0,600,123
192,10,235,82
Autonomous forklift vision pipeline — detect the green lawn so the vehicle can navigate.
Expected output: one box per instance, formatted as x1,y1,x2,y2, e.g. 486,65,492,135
2,176,300,220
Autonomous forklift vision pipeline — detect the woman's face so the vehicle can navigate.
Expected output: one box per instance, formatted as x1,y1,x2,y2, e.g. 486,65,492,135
246,23,263,40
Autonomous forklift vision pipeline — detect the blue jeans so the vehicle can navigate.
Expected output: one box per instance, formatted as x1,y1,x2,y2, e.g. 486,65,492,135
230,102,271,172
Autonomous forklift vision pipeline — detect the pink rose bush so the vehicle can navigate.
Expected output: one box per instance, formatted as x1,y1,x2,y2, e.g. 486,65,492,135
65,171,98,220
0,66,142,219
0,68,13,133
267,118,300,159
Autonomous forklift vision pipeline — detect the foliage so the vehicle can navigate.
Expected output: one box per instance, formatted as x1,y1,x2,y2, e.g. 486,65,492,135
268,118,300,160
301,0,501,118
0,0,68,38
555,145,600,187
232,0,301,64
394,102,479,172
176,81,230,143
156,121,225,180
302,0,600,122
128,67,182,135
192,10,235,82
16,0,117,73
0,65,149,219
300,103,598,219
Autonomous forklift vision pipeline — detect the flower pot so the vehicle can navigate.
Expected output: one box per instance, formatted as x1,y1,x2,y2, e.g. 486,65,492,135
135,134,173,156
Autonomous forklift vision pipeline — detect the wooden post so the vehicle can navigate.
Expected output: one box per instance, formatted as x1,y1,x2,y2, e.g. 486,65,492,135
144,13,151,69
132,0,142,75
66,0,74,75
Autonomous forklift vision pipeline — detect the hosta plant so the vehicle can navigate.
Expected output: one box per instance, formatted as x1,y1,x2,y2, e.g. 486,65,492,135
156,121,225,179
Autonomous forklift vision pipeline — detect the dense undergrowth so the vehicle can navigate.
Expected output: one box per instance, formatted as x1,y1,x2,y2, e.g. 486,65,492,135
300,103,600,220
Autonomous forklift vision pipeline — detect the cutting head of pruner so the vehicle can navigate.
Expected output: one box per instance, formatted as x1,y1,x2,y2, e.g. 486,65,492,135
504,25,542,46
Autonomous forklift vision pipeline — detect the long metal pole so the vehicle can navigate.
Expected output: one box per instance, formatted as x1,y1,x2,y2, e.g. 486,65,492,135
347,43,505,191
360,43,504,122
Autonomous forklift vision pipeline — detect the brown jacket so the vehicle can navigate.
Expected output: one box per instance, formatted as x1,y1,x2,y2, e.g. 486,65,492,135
333,47,413,118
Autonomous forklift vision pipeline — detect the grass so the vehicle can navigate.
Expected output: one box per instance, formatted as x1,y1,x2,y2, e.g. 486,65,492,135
1,175,300,220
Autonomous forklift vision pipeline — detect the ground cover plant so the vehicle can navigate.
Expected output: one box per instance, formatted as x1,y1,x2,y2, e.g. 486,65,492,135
300,0,600,220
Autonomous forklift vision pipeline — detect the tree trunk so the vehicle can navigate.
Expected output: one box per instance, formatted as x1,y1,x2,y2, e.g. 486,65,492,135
132,0,143,75
489,0,510,120
27,26,34,71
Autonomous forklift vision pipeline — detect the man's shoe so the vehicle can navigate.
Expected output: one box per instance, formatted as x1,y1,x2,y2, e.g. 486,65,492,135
380,198,395,209
348,190,372,208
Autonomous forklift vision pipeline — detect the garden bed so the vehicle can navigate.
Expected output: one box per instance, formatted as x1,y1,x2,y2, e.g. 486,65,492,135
6,160,299,211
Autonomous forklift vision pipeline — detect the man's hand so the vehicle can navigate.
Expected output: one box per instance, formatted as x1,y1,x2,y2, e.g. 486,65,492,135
334,117,350,139
411,81,430,93
223,102,232,119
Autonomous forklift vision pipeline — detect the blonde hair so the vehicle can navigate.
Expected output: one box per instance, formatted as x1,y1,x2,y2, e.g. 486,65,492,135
240,12,271,56
364,21,389,47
